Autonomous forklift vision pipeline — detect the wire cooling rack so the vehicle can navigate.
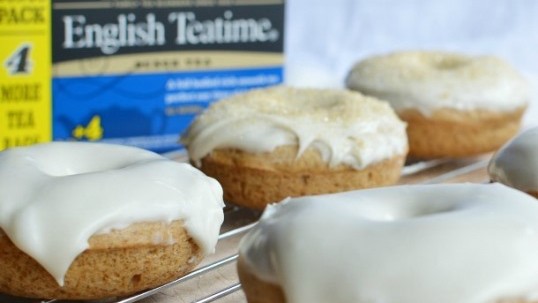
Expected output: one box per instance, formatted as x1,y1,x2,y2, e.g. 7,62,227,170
0,154,492,303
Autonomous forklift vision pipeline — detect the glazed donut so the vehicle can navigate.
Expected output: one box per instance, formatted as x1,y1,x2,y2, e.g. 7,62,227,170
238,183,538,303
346,51,529,158
181,86,408,209
0,142,224,300
489,127,538,198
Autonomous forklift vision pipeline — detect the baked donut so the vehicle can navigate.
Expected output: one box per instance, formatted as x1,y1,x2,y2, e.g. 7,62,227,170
238,183,538,303
181,86,408,209
488,127,538,198
0,142,225,300
346,51,529,158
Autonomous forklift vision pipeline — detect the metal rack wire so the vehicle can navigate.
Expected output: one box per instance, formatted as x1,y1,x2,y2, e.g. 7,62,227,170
1,156,491,303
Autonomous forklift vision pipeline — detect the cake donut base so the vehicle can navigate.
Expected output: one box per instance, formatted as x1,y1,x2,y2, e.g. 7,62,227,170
237,257,285,303
199,145,406,209
0,220,201,300
401,107,526,158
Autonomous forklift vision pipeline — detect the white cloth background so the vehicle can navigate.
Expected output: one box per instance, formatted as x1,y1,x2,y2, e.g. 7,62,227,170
284,0,538,127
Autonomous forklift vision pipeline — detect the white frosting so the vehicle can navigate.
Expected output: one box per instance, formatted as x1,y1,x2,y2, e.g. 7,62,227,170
182,86,407,169
346,51,530,115
488,127,538,192
240,183,538,303
0,142,225,286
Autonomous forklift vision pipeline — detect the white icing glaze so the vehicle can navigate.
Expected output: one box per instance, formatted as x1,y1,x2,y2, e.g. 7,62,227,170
346,51,530,115
488,127,538,192
182,86,407,169
0,142,225,286
240,183,538,303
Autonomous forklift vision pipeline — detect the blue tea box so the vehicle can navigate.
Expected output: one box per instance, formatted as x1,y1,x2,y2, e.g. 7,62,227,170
51,0,285,152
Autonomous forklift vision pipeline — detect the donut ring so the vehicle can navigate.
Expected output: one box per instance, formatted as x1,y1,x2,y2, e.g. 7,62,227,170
238,183,538,303
0,142,224,300
346,51,529,158
182,86,408,209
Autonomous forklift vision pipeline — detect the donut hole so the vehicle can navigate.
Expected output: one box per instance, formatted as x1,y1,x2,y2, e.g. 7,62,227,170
36,160,134,177
28,143,158,177
430,56,468,70
357,200,457,222
399,203,457,219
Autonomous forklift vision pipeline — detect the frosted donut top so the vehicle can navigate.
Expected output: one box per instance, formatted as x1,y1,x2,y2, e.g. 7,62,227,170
240,183,538,303
346,51,530,114
182,86,407,169
0,142,225,285
489,127,538,192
